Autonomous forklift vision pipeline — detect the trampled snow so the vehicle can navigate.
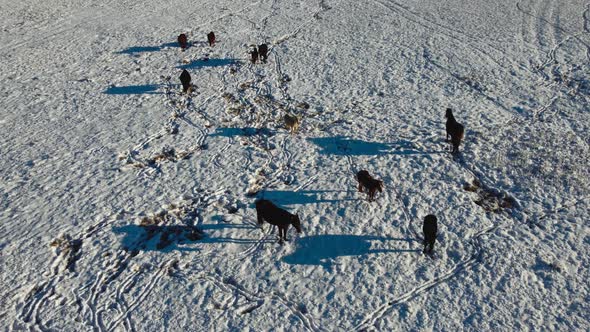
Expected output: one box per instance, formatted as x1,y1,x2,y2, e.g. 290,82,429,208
1,0,589,330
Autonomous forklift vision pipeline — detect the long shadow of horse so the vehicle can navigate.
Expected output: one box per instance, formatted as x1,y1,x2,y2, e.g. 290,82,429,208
260,190,356,206
308,136,431,156
113,223,272,252
103,84,161,95
113,224,203,252
209,127,273,138
177,58,240,70
114,42,179,55
282,234,418,270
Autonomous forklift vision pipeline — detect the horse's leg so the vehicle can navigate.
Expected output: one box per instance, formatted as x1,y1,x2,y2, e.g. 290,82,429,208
452,141,459,154
256,206,264,227
278,226,285,244
425,239,434,254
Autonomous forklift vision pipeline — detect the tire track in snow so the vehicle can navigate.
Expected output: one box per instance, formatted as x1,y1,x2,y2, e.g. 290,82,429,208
198,273,265,314
354,226,498,331
583,3,590,62
257,0,279,40
0,10,109,55
374,0,507,70
79,248,138,332
272,0,333,46
517,0,539,50
109,269,140,332
354,223,499,331
209,139,233,169
22,213,136,331
90,251,141,332
18,275,62,331
266,134,294,189
293,174,319,193
106,258,176,332
119,84,212,175
516,0,590,50
192,270,322,331
16,214,123,330
517,0,590,75
184,1,263,36
270,291,322,332
86,271,108,332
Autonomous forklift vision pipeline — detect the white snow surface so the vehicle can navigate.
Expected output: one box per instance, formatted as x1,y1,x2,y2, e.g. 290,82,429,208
1,0,589,330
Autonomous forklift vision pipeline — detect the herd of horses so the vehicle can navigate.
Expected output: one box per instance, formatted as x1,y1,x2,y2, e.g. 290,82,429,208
173,32,467,255
253,109,463,254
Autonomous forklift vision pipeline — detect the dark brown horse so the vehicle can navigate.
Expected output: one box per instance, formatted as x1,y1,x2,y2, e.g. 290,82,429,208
207,31,216,47
177,33,188,50
356,170,384,201
255,199,302,243
445,108,464,154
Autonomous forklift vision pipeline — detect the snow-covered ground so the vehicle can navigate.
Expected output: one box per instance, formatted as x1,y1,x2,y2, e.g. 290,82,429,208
1,0,589,330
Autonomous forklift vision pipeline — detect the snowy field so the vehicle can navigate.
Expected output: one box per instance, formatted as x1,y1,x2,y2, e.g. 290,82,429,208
1,0,589,330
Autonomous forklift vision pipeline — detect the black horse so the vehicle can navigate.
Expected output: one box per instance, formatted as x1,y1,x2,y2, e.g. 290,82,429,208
179,69,191,93
250,47,259,64
255,199,302,243
423,214,438,255
258,44,268,63
445,108,464,154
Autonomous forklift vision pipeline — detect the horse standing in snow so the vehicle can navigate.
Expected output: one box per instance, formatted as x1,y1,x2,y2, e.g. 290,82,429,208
284,113,300,134
422,214,438,255
179,69,192,93
356,170,384,201
207,32,216,47
258,44,269,63
177,33,188,50
250,47,259,64
255,199,302,243
445,108,464,154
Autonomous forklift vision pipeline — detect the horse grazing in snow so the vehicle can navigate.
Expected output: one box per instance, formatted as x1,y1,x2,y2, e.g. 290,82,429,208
445,108,464,154
255,199,302,243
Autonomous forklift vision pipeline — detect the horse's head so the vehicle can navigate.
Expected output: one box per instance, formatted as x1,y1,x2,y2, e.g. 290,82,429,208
445,108,453,119
291,213,302,233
